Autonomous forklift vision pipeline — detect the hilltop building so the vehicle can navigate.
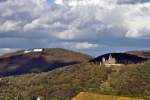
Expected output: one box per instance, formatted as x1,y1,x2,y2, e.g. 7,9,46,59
100,54,122,67
33,48,43,52
37,97,40,100
24,48,43,54
102,54,116,64
24,50,31,53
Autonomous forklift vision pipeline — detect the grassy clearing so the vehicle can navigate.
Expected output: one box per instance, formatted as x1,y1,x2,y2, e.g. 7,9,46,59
72,92,144,100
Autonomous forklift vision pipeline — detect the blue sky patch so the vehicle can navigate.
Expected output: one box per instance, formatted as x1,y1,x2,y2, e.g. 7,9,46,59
47,0,54,4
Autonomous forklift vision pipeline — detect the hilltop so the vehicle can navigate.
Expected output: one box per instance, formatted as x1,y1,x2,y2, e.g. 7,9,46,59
90,53,148,65
0,49,150,99
0,48,92,76
127,50,150,58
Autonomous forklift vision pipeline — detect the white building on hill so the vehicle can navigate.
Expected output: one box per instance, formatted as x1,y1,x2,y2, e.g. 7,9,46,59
37,97,40,100
33,48,43,52
102,54,116,65
23,48,43,54
24,50,31,54
100,54,122,67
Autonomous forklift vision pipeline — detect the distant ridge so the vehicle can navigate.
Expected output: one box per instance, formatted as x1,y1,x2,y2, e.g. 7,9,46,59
0,48,92,77
127,50,150,58
90,53,148,64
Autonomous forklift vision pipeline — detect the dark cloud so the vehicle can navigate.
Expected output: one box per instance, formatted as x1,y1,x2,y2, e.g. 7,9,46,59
118,0,150,4
0,0,7,3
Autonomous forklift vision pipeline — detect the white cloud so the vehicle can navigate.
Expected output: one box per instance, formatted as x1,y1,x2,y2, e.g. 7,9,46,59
0,21,21,32
55,0,64,5
123,3,150,38
1,0,150,39
0,48,18,55
74,42,99,49
56,30,77,40
51,0,150,40
0,0,150,55
23,18,49,31
54,0,118,7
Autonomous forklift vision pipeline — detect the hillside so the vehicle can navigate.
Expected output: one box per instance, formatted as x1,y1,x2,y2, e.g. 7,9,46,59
90,53,148,64
0,61,150,100
0,48,92,76
127,50,150,58
72,92,143,100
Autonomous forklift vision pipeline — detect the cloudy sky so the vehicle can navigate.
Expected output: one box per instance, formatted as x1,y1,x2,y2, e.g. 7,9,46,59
0,0,150,56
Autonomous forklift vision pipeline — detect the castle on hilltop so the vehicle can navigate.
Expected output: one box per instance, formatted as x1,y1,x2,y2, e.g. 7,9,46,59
99,54,121,67
102,54,116,64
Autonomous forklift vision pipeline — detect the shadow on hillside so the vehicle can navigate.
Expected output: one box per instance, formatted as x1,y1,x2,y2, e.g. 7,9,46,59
0,55,79,77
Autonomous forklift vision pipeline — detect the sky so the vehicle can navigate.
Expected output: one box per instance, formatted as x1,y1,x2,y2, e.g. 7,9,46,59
0,0,150,56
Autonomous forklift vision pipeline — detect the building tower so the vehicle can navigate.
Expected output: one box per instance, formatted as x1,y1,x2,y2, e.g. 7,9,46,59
108,54,116,64
102,57,106,64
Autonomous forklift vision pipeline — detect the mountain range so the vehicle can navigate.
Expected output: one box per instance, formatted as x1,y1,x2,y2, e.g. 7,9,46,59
127,50,150,58
0,48,91,76
0,48,150,100
1,48,150,77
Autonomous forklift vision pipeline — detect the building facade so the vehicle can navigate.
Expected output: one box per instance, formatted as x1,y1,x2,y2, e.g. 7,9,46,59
100,54,116,66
